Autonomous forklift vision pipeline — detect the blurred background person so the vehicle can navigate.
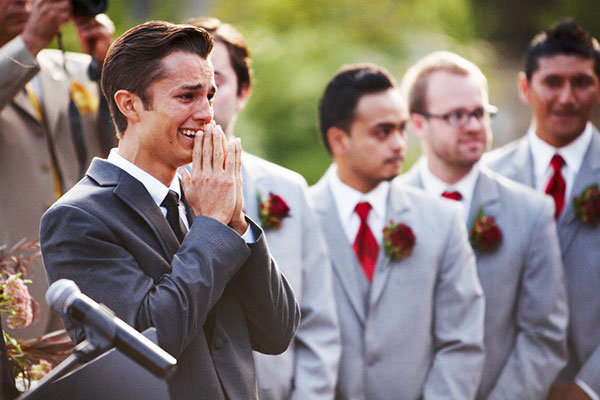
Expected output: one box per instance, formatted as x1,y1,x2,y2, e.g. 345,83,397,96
0,0,115,338
486,19,600,400
401,50,568,400
186,17,341,400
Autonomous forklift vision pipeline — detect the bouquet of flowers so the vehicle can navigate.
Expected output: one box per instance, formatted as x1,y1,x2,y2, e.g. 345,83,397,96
1,239,75,391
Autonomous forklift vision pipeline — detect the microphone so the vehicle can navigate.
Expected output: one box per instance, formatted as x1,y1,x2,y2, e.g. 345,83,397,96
46,279,177,379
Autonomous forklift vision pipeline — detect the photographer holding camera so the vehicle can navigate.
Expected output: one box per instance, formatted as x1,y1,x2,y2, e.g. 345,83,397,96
0,0,115,340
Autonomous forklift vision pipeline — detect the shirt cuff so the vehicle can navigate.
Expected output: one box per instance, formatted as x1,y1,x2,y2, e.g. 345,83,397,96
241,223,256,243
576,378,600,400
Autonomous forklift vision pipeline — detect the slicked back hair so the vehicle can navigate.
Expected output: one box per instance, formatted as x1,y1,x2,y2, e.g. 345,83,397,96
319,63,397,153
101,20,214,136
525,18,600,80
186,16,251,94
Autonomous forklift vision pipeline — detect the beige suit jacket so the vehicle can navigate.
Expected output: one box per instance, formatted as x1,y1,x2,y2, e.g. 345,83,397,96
0,36,112,338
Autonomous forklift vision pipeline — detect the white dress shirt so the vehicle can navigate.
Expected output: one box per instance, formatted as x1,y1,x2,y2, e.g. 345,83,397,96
327,164,390,246
529,123,593,202
418,157,480,223
107,149,253,241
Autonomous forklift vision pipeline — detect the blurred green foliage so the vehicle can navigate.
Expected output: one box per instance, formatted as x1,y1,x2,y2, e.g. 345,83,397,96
54,0,600,184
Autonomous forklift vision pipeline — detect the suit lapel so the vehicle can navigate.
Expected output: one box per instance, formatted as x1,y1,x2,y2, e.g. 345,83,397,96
312,177,368,324
505,137,536,187
11,88,43,126
467,168,502,230
241,154,265,224
38,64,70,140
557,130,600,254
369,179,411,306
88,159,180,261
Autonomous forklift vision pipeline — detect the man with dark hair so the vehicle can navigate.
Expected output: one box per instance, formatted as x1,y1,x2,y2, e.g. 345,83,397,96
486,19,600,400
309,63,485,399
186,17,340,400
40,21,300,400
0,0,115,339
401,50,568,400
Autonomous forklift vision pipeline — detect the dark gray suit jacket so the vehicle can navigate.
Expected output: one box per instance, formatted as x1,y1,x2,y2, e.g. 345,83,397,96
40,158,301,400
402,165,568,400
485,129,600,394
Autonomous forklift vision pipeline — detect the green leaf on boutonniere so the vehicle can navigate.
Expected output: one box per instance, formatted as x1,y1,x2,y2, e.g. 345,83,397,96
383,220,415,264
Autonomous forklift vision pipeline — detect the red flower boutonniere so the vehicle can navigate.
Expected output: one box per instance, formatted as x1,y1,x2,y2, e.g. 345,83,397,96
259,192,290,229
383,220,415,262
573,184,600,227
470,207,502,252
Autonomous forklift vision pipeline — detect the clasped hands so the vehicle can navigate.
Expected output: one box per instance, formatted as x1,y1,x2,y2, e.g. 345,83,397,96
181,123,248,236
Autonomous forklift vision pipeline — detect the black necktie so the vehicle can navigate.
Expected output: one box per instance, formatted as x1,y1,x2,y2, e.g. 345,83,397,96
161,190,186,243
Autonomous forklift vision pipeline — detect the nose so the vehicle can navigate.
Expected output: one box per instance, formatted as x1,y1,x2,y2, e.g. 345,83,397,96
192,97,213,124
558,82,576,104
389,131,406,152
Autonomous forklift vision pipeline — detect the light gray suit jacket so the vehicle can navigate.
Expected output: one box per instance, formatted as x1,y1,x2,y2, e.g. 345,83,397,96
308,171,485,400
485,128,600,394
242,153,341,400
402,164,568,399
41,159,301,400
1,36,111,338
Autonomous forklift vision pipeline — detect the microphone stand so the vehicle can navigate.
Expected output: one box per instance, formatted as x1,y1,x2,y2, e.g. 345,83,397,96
16,322,114,400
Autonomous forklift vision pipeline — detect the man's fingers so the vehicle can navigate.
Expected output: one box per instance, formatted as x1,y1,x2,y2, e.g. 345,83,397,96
201,124,213,171
213,126,225,171
235,138,242,180
225,138,236,175
191,130,203,176
217,125,228,168
180,167,191,195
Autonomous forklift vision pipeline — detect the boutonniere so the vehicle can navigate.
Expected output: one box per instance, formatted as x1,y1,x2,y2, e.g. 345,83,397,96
573,184,600,227
470,207,502,252
383,220,415,262
258,192,290,230
70,81,99,115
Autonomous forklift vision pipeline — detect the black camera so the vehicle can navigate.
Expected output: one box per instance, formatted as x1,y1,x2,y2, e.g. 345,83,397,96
71,0,108,16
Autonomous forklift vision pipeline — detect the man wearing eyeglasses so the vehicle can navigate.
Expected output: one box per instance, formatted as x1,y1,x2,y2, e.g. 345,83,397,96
401,51,568,400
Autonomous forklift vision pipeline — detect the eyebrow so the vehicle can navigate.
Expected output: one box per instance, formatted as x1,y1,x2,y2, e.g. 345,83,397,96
176,84,206,91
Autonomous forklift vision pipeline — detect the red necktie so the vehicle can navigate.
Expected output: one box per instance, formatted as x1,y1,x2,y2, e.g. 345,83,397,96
353,202,379,281
441,191,462,201
545,154,566,220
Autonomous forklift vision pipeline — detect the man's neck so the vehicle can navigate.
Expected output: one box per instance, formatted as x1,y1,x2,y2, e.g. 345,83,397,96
427,158,473,185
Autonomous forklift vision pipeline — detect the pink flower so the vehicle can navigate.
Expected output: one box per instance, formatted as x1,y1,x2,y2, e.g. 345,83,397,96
30,359,52,381
2,274,34,329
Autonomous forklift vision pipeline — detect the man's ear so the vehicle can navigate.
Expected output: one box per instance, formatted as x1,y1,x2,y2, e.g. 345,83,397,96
235,84,251,112
517,72,531,104
114,90,142,124
327,126,349,156
409,113,427,139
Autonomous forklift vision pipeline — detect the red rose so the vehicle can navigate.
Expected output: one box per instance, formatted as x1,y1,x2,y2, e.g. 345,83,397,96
383,221,415,261
470,207,502,252
259,192,291,229
573,184,600,227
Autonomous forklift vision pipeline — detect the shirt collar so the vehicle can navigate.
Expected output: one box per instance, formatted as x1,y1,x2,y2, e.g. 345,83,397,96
528,122,593,179
107,148,181,208
418,157,480,201
327,164,390,222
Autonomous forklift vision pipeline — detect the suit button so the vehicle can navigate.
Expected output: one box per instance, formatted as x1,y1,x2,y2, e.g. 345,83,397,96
214,338,224,350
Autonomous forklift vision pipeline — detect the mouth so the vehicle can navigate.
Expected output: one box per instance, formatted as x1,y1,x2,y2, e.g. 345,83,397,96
179,129,202,140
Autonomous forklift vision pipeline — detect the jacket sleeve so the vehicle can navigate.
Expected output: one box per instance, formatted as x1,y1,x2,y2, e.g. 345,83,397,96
41,203,253,358
0,36,40,111
230,218,301,355
422,209,486,400
487,197,568,400
289,193,341,400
